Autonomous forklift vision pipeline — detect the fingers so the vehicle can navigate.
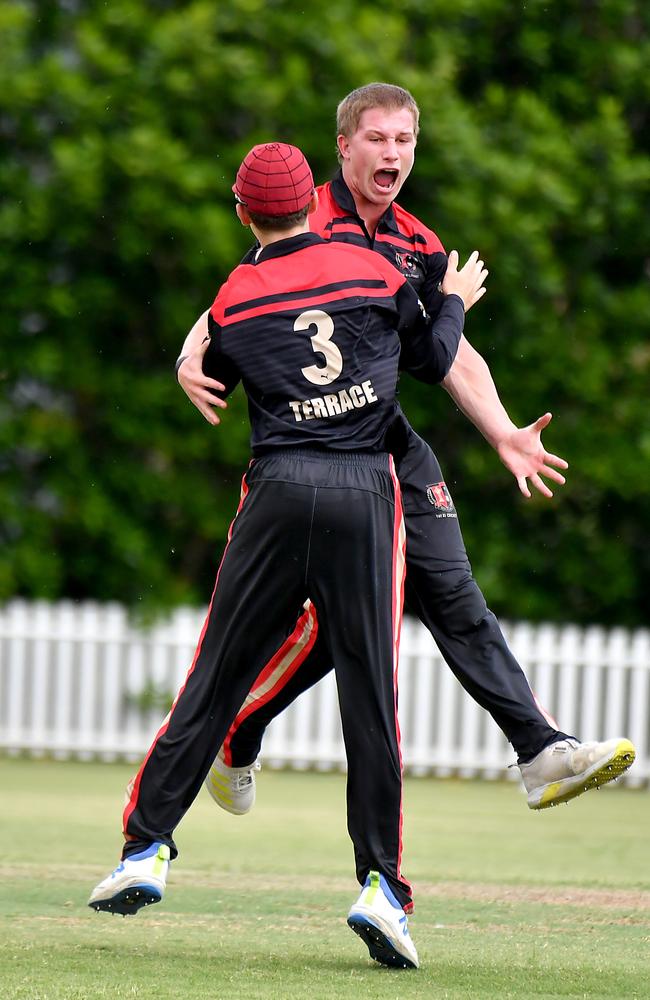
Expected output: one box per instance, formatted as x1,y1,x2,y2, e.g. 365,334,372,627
201,393,228,424
464,253,488,297
469,265,488,289
540,466,566,485
178,369,226,394
195,401,222,425
203,391,227,412
457,250,479,274
200,377,227,393
534,412,553,431
192,375,226,392
451,250,487,275
517,475,532,499
188,386,227,409
464,285,488,312
444,249,489,311
530,473,554,498
544,452,569,470
518,471,562,499
184,388,228,424
178,371,227,403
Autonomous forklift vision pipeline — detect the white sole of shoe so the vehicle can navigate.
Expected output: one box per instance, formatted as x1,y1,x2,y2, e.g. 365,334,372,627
88,877,165,916
528,738,636,809
347,907,418,969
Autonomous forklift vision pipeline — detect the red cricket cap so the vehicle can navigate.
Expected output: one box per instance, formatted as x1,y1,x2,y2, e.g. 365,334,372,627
233,142,314,216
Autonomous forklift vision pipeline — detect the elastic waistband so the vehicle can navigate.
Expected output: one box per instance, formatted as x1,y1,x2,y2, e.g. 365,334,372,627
259,448,390,469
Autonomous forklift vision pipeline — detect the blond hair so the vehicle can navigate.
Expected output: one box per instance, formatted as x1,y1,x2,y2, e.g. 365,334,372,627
336,83,420,148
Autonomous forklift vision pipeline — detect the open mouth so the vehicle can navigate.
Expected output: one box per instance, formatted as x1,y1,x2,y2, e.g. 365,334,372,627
373,168,399,192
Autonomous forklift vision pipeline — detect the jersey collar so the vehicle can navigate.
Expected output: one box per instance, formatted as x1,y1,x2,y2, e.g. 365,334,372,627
254,231,324,263
330,169,400,235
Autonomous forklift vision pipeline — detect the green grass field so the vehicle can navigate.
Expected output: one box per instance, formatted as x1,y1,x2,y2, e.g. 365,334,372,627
2,758,649,1000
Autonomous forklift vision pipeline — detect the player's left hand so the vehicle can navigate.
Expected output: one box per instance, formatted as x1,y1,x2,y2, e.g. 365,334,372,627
496,412,568,499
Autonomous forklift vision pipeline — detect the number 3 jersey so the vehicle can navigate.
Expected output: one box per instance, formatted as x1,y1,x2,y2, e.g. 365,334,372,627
203,231,465,456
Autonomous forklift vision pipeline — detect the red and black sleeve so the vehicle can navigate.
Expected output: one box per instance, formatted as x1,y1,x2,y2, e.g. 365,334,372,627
396,283,464,384
370,255,464,384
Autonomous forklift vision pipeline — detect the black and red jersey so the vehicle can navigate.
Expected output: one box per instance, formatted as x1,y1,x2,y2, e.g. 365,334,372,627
310,170,448,315
203,232,464,456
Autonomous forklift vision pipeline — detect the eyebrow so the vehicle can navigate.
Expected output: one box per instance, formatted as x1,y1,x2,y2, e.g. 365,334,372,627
363,129,414,138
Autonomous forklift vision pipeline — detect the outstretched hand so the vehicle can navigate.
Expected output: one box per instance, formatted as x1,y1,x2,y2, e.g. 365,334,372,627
496,412,568,499
177,339,228,425
442,250,488,312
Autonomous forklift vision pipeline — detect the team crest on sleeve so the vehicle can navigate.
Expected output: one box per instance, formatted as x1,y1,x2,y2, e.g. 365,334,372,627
426,481,456,517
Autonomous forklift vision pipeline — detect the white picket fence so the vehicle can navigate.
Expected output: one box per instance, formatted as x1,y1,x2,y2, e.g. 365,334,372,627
1,599,649,786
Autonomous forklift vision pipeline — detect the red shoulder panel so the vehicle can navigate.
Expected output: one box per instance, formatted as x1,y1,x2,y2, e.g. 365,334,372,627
391,201,446,255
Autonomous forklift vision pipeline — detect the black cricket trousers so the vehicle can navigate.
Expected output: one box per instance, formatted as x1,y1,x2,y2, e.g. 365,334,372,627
123,449,412,909
220,426,570,771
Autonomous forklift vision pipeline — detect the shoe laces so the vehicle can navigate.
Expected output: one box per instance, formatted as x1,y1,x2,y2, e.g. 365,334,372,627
230,761,261,790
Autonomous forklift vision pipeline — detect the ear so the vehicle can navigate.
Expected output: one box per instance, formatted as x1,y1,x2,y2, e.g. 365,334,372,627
235,203,251,227
336,133,350,160
307,191,319,215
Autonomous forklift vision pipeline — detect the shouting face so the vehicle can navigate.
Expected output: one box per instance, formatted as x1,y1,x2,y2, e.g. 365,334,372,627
337,106,417,215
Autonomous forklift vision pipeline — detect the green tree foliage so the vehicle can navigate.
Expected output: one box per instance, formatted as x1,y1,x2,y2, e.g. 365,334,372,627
1,0,649,622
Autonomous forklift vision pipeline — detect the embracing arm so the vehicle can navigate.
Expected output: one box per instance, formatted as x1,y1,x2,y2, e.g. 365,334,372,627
442,338,568,498
175,310,230,426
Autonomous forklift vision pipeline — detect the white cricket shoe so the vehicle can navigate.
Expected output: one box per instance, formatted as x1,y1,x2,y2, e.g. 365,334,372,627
204,755,261,815
347,871,419,969
520,737,636,809
88,842,170,915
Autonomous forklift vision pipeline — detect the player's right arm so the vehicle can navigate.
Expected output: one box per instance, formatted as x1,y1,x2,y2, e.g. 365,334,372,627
438,256,568,498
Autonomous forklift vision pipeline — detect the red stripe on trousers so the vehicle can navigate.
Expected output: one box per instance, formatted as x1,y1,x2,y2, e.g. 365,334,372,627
221,601,319,766
122,471,251,838
389,455,410,900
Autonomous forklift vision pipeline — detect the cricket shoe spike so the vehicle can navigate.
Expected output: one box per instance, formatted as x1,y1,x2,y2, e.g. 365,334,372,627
347,871,419,969
520,737,636,810
204,754,261,815
88,842,170,915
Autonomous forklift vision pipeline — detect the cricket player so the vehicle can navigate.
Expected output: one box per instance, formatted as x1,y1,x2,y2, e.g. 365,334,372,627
89,141,488,970
179,84,635,813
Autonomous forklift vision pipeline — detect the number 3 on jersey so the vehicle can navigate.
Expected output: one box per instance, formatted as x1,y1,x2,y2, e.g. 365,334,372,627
294,309,343,386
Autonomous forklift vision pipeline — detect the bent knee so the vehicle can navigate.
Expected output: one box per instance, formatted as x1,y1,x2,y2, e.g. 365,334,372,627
406,571,488,630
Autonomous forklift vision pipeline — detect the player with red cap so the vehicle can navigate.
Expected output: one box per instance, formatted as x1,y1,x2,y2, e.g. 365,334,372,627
232,141,315,214
89,140,488,970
